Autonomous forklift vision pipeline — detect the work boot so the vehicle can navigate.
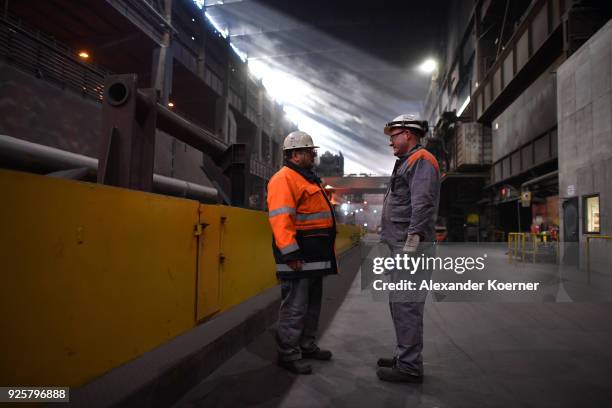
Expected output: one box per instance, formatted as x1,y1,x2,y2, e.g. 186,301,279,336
376,367,423,383
302,348,332,361
277,359,312,375
377,357,396,368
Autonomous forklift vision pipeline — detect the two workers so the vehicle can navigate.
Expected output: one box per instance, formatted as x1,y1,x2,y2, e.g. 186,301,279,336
266,114,440,382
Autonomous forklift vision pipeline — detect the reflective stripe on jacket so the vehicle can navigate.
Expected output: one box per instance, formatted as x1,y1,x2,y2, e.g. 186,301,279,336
381,145,440,245
267,162,337,279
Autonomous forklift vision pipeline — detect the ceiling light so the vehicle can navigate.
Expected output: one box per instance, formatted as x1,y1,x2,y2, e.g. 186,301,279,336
168,102,175,107
419,59,437,74
78,51,89,59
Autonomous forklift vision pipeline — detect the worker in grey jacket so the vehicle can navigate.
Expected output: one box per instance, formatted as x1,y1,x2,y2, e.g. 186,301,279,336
377,113,440,383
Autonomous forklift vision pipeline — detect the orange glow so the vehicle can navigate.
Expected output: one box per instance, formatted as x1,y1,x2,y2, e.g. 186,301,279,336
78,51,90,59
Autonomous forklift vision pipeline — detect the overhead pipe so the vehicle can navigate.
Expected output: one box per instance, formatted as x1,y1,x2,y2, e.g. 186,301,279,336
102,80,228,157
135,89,228,157
520,170,559,189
0,135,218,202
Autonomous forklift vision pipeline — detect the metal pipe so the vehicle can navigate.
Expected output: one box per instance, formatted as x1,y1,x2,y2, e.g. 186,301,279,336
152,173,217,201
136,90,228,157
0,135,218,202
520,170,559,188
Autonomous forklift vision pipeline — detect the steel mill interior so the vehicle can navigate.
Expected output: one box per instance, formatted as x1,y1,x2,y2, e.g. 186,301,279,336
1,0,611,407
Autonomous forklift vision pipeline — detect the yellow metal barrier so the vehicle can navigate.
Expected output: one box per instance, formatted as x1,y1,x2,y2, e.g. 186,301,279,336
508,232,526,262
0,170,198,387
585,235,612,284
196,205,279,320
336,223,361,254
0,170,361,388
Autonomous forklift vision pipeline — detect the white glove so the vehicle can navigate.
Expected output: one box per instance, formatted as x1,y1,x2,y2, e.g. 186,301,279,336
403,234,420,253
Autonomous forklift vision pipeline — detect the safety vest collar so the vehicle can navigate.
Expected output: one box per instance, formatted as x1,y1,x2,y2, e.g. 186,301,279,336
400,143,422,160
283,160,322,184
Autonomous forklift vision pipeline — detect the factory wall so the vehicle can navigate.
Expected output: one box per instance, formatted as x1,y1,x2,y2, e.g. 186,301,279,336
491,57,562,162
0,169,361,388
442,0,473,72
0,61,103,158
0,62,215,187
557,20,612,272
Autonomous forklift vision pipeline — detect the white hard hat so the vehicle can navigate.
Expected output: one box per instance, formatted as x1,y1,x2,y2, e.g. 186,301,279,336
283,131,319,150
384,113,428,137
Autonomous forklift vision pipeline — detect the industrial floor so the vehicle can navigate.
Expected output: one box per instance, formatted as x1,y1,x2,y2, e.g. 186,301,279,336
173,247,612,408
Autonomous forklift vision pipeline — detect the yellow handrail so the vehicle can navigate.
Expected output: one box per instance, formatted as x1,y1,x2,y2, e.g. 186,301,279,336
507,232,560,264
508,232,526,263
585,235,612,284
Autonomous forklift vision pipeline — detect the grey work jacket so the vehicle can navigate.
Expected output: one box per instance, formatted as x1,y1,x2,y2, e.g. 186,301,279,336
381,145,440,246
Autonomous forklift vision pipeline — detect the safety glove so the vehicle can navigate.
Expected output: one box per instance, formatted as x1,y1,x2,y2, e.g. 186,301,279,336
403,234,420,253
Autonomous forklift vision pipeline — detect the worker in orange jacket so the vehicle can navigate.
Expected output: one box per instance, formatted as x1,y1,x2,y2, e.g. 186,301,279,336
267,131,337,375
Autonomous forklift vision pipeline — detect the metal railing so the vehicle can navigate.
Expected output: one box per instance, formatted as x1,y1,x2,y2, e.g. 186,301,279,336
585,235,612,284
0,14,108,102
508,232,559,264
508,232,526,262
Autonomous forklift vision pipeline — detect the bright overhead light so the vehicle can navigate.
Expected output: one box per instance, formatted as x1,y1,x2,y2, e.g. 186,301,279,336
419,59,437,73
457,96,471,116
230,43,247,62
248,60,312,105
78,51,89,59
205,11,228,38
168,102,175,107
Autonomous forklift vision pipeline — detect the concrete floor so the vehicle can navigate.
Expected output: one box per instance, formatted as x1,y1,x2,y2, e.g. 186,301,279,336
173,248,612,408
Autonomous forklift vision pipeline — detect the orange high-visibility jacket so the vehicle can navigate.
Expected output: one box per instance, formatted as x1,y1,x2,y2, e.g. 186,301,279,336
267,161,337,279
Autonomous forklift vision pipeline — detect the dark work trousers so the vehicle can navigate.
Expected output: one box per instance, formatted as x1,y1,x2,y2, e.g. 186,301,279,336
387,244,433,375
277,276,323,361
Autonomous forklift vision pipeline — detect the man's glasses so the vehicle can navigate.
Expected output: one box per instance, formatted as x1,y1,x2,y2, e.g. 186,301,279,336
389,129,407,138
298,148,317,157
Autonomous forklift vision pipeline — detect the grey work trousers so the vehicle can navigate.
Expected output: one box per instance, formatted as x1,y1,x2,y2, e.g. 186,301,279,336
277,276,323,361
387,244,432,375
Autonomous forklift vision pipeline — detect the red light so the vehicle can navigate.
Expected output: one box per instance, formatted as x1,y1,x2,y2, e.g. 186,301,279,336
501,187,508,197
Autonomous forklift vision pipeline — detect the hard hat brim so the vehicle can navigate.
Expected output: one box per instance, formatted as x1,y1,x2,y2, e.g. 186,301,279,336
282,145,320,151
